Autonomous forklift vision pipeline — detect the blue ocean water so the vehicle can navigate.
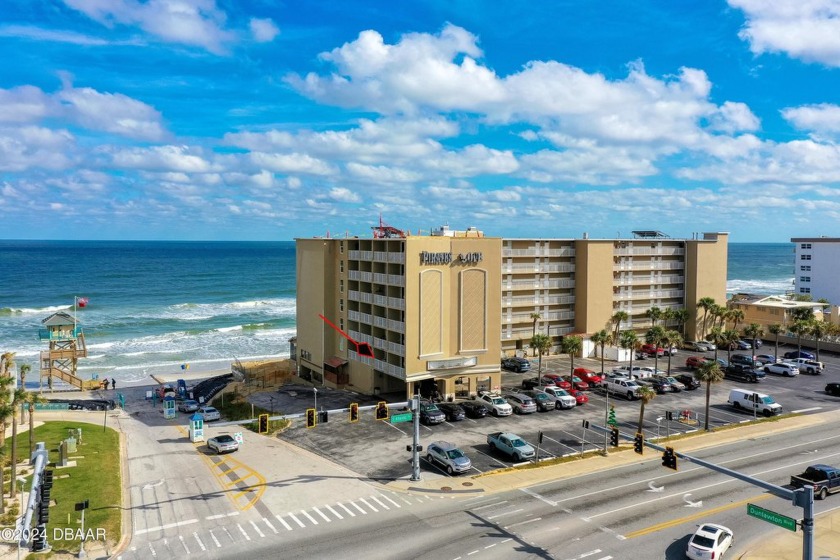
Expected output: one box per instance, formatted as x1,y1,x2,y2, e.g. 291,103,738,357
0,240,794,385
0,241,296,383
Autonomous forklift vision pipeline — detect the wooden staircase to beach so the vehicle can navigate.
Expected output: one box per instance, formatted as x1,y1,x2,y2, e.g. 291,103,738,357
40,332,87,390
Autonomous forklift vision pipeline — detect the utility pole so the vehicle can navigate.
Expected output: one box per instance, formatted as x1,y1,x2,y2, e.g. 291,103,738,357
410,395,421,481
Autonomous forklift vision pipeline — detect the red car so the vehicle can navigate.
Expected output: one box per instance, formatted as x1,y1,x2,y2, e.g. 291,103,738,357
541,374,571,390
640,344,666,356
567,388,589,405
686,356,710,369
565,375,590,391
574,368,602,387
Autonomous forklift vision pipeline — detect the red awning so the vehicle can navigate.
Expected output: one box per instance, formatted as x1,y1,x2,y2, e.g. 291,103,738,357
325,357,348,368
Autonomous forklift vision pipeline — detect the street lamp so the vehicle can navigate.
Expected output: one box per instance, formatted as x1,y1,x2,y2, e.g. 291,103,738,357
269,396,275,415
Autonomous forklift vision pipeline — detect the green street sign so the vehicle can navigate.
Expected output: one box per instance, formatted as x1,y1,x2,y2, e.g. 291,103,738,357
390,412,412,424
747,503,797,532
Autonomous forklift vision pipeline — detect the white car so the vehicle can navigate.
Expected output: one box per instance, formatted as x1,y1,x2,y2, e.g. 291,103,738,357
612,365,644,376
638,367,666,377
198,406,221,421
478,392,513,416
539,386,577,409
685,340,715,351
207,434,238,454
686,523,733,560
764,362,799,377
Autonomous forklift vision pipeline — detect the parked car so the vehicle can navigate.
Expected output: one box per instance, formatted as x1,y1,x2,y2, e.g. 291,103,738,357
612,365,644,376
638,367,666,377
730,354,756,367
637,377,672,394
198,406,221,421
784,350,816,360
684,340,715,351
503,392,537,414
458,400,489,418
564,375,590,391
419,400,446,424
686,523,733,560
567,388,589,405
574,368,603,387
764,362,799,377
640,344,666,357
520,390,559,412
540,386,577,409
744,338,763,348
686,356,710,369
729,339,752,350
674,373,701,390
207,434,238,454
655,375,686,392
178,399,200,413
436,402,466,421
478,392,513,416
826,383,840,397
541,374,572,390
754,354,777,365
426,441,472,475
501,356,531,373
784,357,824,374
725,364,765,383
716,358,729,368
486,432,535,461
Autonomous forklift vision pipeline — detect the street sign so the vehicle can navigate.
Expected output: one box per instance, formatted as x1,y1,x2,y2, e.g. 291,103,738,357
390,412,412,424
747,503,797,532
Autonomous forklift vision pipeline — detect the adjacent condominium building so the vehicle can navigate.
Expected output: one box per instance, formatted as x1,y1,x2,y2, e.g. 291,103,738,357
296,226,727,400
792,237,840,304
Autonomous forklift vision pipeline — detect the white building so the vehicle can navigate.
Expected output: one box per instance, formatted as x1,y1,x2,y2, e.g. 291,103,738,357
791,237,840,303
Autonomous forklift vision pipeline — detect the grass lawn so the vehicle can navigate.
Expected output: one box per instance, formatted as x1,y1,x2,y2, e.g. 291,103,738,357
1,420,121,556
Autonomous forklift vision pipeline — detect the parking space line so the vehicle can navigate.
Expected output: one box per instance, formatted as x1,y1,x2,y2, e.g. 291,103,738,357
359,497,378,512
250,520,265,537
179,535,190,554
369,495,389,510
300,509,319,525
237,523,251,541
379,494,401,508
287,512,306,528
337,502,356,517
263,517,278,533
208,529,221,547
193,532,207,552
313,506,331,522
350,501,367,514
275,514,293,531
384,422,407,434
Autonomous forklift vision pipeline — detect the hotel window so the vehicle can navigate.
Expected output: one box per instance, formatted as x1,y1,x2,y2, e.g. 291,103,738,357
801,254,811,260
801,265,811,271
340,260,344,273
339,298,344,312
801,243,812,249
339,319,344,331
340,242,344,254
340,279,344,293
800,287,811,294
800,276,811,282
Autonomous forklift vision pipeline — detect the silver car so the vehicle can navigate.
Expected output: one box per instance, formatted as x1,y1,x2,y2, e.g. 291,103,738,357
207,434,238,454
503,392,537,414
198,406,221,421
426,441,472,475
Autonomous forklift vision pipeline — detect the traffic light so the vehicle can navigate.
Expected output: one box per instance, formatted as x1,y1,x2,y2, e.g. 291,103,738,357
305,408,317,428
43,470,54,487
634,432,644,455
610,427,619,446
37,502,49,524
375,401,389,421
31,531,47,552
349,403,359,423
608,406,617,426
258,413,268,434
662,446,678,470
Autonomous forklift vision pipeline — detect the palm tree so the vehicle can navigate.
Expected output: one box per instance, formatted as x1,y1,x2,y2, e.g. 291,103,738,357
591,330,610,376
23,391,44,457
697,297,716,338
19,363,30,423
662,330,682,375
561,336,583,381
729,308,745,331
611,311,629,344
722,329,740,362
646,306,663,328
0,374,13,514
707,326,724,361
530,312,541,356
0,352,15,449
619,330,639,375
530,333,552,380
636,386,656,435
8,385,25,498
742,323,764,347
790,320,812,354
696,360,725,431
645,325,666,374
768,323,783,361
810,320,829,362
672,308,690,336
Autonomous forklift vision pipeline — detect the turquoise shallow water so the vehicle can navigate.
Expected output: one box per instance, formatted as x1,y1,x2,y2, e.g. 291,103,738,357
0,240,792,383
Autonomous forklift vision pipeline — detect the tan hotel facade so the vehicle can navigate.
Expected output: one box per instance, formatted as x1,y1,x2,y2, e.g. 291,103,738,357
295,228,727,400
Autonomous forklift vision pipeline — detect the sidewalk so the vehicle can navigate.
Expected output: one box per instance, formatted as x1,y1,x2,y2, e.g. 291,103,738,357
385,410,840,559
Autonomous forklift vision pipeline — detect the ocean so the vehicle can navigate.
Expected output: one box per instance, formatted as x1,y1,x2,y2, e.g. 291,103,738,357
0,240,794,385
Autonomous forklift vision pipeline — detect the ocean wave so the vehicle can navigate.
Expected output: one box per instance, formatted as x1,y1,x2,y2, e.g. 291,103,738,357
727,277,794,296
216,325,243,333
0,304,73,315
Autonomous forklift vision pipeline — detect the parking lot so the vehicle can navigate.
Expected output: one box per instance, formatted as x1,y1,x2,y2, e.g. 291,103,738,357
279,342,840,484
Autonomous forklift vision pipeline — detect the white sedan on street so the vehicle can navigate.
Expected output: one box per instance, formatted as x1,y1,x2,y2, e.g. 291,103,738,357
686,523,733,560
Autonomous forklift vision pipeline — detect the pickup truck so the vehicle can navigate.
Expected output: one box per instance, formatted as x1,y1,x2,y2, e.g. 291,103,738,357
790,464,840,500
601,377,642,400
486,432,536,461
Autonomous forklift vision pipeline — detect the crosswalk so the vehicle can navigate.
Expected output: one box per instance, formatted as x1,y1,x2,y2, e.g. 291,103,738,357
121,491,441,559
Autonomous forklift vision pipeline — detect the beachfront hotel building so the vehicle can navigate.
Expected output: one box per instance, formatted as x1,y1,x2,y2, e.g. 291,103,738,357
295,226,727,400
791,237,840,304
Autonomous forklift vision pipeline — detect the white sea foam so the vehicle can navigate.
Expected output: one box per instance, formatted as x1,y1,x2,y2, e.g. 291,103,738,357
216,325,243,333
727,277,794,296
5,304,72,315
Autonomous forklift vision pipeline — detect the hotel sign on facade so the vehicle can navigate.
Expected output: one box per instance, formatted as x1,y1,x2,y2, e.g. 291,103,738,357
420,251,483,265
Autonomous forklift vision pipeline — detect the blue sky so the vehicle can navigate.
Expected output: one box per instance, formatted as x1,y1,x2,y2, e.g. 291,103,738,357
2,1,840,242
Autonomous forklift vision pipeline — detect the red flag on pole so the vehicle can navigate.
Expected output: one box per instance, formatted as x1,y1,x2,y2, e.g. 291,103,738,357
77,297,89,308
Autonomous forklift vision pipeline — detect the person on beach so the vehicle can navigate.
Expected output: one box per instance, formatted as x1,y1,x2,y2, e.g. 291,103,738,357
104,378,110,390
111,378,117,390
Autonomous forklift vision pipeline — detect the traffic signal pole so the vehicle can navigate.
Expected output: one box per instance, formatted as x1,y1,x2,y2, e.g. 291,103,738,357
410,395,421,481
588,422,814,560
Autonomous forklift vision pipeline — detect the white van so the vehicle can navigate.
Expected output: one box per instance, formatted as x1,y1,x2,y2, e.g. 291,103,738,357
728,389,782,416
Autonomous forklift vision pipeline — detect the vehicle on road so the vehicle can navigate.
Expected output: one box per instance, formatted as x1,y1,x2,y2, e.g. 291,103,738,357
458,400,489,418
207,434,238,454
784,357,824,374
436,402,466,421
178,399,200,413
784,350,816,360
564,375,590,391
198,406,221,421
754,354,777,365
744,338,763,348
601,377,642,400
728,388,782,416
674,373,701,390
539,386,577,409
501,356,531,373
640,344,666,357
724,364,765,383
567,388,589,405
639,366,667,377
478,392,513,416
685,340,715,351
790,464,840,500
426,441,472,475
419,400,446,424
655,375,685,392
637,377,672,394
686,523,733,560
685,356,710,369
540,373,572,390
486,432,535,461
520,389,559,412
730,354,756,367
730,339,752,350
612,365,645,377
503,392,537,414
826,383,840,397
764,362,799,377
574,368,602,387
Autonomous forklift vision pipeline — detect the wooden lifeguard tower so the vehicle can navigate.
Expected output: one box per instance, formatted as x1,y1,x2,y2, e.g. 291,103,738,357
39,311,89,390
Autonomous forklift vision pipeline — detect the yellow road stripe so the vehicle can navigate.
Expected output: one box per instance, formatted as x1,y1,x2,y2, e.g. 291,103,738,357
624,493,773,538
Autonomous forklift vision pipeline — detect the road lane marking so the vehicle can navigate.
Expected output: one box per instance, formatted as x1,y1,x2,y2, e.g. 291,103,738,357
206,512,239,520
135,518,199,535
209,529,221,547
223,526,235,542
237,523,251,541
337,502,356,517
250,520,265,537
287,513,306,528
275,515,293,531
359,497,378,512
300,509,319,525
193,532,206,552
370,495,389,510
325,504,343,520
520,488,557,506
472,500,508,511
179,535,190,554
263,517,278,533
313,506,331,522
147,542,156,557
487,508,524,520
